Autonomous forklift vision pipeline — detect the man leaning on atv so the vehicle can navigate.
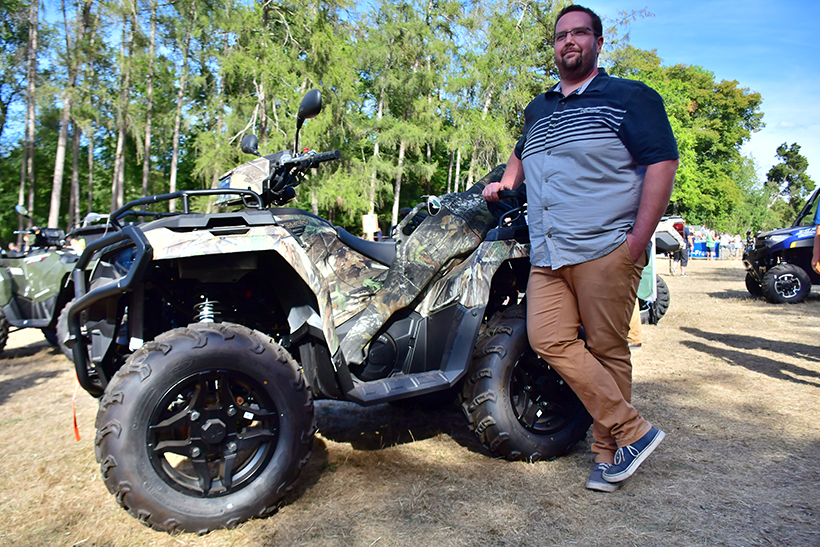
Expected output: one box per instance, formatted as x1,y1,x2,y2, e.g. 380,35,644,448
483,4,678,492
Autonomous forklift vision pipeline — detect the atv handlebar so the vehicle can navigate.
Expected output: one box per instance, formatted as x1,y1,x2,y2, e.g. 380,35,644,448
269,149,342,198
298,149,341,169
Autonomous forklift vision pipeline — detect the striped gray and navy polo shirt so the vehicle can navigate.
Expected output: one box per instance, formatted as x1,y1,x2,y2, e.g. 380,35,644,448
514,68,678,269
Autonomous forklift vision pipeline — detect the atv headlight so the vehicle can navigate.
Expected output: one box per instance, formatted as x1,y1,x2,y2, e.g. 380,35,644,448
109,245,137,277
90,243,136,285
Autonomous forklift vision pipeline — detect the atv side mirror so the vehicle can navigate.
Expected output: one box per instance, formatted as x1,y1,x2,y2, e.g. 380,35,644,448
15,204,30,218
296,89,322,131
294,89,322,155
241,134,260,157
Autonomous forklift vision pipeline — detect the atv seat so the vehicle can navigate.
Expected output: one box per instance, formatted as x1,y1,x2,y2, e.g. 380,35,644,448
335,226,397,267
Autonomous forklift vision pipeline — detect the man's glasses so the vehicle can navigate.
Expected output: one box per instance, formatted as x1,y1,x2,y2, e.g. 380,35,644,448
554,26,594,43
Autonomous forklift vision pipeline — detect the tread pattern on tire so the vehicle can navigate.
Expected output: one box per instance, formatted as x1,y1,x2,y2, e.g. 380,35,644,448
94,322,315,534
460,305,591,463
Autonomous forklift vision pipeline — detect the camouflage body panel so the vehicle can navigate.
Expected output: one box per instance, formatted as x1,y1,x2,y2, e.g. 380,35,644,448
420,239,530,315
338,166,505,365
142,211,388,354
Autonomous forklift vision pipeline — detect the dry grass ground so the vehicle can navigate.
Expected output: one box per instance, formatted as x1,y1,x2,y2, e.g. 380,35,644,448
0,258,818,547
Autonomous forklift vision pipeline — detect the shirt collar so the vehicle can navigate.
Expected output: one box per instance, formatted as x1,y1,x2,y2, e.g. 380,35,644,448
548,68,609,96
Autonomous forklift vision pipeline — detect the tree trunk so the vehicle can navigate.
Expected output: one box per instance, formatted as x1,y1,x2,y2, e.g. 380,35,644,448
390,138,406,227
48,101,71,227
141,0,157,198
111,13,134,212
82,0,97,214
467,89,493,189
69,120,81,229
48,0,83,228
87,128,94,213
446,150,453,194
369,41,392,215
208,20,229,193
23,0,39,233
17,146,27,243
454,148,461,193
168,7,195,213
426,142,432,194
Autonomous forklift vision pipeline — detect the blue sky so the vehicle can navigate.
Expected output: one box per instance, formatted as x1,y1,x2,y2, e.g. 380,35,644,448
583,0,820,185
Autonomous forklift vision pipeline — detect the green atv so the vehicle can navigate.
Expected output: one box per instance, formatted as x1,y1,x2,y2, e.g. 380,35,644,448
0,206,111,357
0,206,77,354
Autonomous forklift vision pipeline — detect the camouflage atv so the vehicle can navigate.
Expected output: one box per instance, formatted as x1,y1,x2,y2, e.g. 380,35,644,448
0,206,86,355
68,90,591,534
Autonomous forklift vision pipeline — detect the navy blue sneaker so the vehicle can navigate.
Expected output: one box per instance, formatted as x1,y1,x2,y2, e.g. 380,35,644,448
602,426,665,483
585,463,620,492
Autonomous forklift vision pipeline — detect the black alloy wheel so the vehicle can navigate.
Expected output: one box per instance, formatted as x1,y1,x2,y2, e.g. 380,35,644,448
462,305,592,462
147,368,279,497
94,323,315,533
509,348,584,437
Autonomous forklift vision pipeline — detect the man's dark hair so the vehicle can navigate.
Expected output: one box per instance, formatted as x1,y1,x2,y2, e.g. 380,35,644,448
555,4,603,38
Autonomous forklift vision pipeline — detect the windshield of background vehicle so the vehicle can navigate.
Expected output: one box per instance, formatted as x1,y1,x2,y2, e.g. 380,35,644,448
796,188,819,227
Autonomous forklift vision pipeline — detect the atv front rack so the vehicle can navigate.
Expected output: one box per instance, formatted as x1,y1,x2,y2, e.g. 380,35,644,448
109,188,265,230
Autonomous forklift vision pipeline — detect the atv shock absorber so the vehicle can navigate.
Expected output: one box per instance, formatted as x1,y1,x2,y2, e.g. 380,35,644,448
194,298,221,323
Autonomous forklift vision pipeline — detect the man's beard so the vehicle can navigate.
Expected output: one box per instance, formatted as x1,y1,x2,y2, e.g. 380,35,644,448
559,49,593,78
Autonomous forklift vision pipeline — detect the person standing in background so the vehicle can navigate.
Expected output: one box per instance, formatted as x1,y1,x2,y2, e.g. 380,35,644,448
680,220,692,276
706,230,716,260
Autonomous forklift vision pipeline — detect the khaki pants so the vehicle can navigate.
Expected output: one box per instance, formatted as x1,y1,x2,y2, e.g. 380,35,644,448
526,242,652,463
628,299,641,345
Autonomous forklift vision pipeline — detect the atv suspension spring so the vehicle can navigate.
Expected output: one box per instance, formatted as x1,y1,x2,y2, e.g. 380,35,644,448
194,299,221,323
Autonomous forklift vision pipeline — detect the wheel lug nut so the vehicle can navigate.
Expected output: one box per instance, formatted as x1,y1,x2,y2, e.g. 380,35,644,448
190,410,200,421
191,447,201,458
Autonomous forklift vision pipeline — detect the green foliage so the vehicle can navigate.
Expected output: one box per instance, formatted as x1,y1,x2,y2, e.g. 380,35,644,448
609,44,764,233
0,0,772,237
766,142,816,216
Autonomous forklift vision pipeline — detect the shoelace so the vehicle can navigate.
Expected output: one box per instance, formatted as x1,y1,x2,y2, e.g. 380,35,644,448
595,463,612,471
613,445,641,465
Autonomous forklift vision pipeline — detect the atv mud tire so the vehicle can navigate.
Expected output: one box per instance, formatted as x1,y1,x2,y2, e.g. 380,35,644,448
762,263,811,304
42,327,58,347
461,305,592,461
640,275,670,325
56,299,74,361
94,323,315,534
0,309,8,353
745,272,763,298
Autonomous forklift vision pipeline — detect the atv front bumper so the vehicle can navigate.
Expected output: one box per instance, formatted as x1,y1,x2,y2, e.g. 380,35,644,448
67,225,153,397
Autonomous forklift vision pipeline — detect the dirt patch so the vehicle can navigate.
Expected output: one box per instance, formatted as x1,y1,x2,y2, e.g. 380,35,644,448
0,259,818,547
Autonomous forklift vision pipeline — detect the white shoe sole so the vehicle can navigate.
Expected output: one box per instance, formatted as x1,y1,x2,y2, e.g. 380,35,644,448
585,478,620,492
